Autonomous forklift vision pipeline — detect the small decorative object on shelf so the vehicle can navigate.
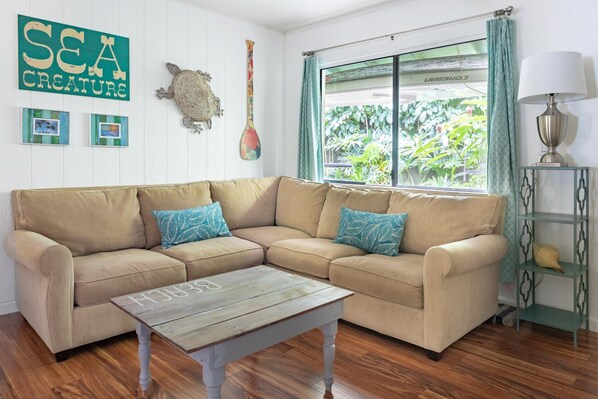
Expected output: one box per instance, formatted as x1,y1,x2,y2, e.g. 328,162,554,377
156,63,224,133
516,166,589,346
532,243,563,273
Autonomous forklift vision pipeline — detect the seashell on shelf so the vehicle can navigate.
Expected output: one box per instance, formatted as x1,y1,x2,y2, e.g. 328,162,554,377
533,243,564,273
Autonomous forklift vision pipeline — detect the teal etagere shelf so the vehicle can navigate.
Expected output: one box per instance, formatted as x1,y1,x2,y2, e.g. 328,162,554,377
516,166,590,346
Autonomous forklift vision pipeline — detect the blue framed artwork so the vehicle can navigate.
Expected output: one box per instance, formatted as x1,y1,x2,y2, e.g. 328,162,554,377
22,108,69,145
90,114,129,147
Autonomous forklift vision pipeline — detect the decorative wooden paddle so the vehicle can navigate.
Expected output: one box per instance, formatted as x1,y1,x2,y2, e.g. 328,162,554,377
240,40,261,160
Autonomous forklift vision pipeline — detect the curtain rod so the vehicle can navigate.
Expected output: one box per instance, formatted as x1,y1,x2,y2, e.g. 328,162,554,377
302,6,513,56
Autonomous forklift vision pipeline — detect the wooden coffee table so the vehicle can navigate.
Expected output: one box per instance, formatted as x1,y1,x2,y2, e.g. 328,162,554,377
111,265,353,398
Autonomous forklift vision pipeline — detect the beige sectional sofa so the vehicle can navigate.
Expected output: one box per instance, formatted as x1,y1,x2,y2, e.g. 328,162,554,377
4,176,507,361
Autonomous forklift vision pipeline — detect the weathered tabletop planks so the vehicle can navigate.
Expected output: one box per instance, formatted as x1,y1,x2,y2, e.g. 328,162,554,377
111,265,353,353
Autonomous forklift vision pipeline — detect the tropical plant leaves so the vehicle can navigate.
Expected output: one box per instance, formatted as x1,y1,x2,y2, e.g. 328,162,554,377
323,96,488,189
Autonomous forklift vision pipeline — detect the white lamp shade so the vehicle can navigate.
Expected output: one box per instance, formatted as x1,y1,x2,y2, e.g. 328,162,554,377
517,51,587,103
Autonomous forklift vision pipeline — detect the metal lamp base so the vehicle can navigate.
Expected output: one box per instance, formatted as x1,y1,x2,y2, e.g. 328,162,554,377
537,94,568,166
539,150,567,166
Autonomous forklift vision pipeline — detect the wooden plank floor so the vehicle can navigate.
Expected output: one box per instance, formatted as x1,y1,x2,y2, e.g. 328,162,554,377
0,312,597,399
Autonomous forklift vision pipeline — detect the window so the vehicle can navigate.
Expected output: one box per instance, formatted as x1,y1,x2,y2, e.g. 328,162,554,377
322,39,488,190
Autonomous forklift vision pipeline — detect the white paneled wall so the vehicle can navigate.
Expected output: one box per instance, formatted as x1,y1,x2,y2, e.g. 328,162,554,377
0,0,284,313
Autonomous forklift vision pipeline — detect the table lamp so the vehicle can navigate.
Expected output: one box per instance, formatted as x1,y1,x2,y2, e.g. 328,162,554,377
517,51,587,166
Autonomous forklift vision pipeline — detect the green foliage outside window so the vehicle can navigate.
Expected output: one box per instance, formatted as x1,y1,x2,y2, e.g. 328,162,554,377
324,105,393,185
323,97,487,189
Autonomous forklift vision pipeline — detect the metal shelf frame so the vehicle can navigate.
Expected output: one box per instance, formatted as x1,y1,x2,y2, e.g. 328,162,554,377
516,166,590,346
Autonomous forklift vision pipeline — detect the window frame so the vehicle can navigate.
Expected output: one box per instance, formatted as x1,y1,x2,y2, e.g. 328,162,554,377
320,38,488,193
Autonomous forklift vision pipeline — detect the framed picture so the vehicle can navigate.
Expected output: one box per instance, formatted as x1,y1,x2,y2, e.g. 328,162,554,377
22,108,69,145
99,122,121,139
90,114,128,147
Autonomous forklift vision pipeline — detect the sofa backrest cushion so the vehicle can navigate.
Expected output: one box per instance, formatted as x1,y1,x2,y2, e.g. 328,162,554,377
13,187,145,256
138,181,212,248
388,190,502,255
316,186,391,239
276,177,328,236
210,176,281,230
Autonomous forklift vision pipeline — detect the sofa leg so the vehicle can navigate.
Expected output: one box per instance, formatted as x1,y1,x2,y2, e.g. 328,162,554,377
55,350,70,362
426,350,442,361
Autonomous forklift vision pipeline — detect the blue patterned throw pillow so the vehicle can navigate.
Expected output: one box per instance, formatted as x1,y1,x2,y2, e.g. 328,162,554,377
334,207,408,256
152,202,231,249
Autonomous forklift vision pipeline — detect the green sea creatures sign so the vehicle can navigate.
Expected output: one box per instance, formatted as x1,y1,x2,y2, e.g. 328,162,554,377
18,15,130,100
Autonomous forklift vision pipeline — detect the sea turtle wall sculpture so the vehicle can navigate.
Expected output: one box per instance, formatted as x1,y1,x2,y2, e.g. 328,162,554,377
156,63,224,133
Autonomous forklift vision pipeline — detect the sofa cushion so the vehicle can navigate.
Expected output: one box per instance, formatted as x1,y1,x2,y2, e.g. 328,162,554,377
330,254,424,309
276,177,329,236
210,177,281,230
152,236,264,280
233,226,312,263
153,202,232,249
138,181,212,249
73,249,186,306
14,187,145,256
388,191,502,255
268,238,366,279
335,208,408,256
232,226,311,249
316,186,391,239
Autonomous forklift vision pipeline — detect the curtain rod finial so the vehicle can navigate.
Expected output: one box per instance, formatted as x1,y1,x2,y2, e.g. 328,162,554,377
495,6,513,18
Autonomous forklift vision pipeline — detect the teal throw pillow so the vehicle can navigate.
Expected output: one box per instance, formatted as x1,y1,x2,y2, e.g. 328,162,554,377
334,207,408,256
152,202,231,249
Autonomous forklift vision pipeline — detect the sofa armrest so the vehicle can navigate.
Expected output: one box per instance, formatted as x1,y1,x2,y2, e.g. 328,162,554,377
422,234,508,354
425,234,508,279
4,230,74,353
5,230,73,275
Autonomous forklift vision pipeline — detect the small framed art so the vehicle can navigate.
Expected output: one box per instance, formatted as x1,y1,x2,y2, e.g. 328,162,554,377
90,114,129,147
22,108,69,145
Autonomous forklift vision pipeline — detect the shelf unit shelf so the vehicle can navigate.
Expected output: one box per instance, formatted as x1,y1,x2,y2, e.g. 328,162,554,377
515,166,590,347
518,259,587,278
518,304,587,332
518,212,588,224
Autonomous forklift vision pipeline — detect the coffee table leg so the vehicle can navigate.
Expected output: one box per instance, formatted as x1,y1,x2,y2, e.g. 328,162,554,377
136,322,152,392
320,320,338,393
195,347,226,399
203,365,225,399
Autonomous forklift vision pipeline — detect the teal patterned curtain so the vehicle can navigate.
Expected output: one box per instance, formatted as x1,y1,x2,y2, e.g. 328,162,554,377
487,17,518,282
297,55,324,181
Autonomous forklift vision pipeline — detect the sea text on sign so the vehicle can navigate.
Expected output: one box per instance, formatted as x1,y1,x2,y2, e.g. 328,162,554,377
128,280,222,307
18,15,130,100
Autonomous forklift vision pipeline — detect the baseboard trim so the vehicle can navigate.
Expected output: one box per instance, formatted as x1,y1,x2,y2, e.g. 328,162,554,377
0,301,18,316
498,295,516,307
